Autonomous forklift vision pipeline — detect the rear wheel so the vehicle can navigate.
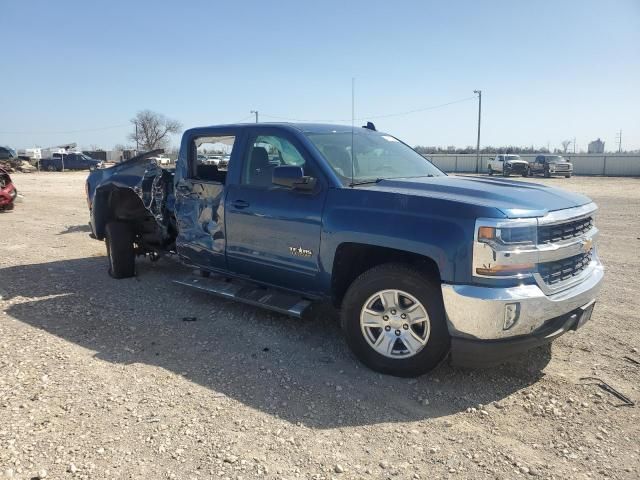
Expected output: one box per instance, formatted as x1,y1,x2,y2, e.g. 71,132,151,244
105,221,135,278
341,263,450,377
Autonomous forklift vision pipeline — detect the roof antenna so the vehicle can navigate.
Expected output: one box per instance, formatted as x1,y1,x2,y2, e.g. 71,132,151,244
351,77,355,187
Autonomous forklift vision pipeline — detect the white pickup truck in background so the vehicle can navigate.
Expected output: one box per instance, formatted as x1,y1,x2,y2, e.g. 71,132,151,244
487,154,530,177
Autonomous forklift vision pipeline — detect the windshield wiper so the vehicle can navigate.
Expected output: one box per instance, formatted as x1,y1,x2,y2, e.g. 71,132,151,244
349,178,384,187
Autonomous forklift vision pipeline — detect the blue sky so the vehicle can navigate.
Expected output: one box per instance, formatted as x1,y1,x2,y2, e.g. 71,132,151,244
2,0,639,151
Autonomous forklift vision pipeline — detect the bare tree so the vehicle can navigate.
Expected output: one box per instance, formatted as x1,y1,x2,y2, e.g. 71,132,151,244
561,140,571,153
129,110,182,151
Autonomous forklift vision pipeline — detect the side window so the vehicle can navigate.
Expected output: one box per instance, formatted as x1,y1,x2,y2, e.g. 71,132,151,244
190,135,236,184
536,156,543,163
242,135,309,187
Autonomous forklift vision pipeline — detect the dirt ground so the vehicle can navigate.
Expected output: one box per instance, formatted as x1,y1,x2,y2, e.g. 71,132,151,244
1,172,638,480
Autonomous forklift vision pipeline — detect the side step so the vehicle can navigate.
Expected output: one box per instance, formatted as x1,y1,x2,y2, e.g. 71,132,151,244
173,274,312,318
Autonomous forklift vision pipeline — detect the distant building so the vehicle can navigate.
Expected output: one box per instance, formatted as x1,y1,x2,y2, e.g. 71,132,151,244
588,138,605,154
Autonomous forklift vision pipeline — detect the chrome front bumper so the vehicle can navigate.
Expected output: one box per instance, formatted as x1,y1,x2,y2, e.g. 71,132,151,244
441,262,604,340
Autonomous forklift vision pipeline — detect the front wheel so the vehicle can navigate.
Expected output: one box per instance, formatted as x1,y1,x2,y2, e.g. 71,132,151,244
502,169,510,177
341,263,450,377
488,166,494,176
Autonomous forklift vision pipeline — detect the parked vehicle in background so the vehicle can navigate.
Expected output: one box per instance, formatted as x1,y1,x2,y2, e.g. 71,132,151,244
205,154,222,165
0,167,17,210
528,155,573,178
86,123,603,377
487,154,529,177
17,148,42,162
148,154,171,165
218,153,230,170
40,152,102,171
0,146,18,161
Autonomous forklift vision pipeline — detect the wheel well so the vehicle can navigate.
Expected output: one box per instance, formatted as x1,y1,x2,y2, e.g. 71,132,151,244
107,187,150,223
331,243,441,307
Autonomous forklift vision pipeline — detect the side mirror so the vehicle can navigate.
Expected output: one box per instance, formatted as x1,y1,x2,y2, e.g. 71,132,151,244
272,165,316,191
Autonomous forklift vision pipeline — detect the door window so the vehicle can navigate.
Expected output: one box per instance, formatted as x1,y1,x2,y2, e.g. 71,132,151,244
242,135,309,187
190,135,236,184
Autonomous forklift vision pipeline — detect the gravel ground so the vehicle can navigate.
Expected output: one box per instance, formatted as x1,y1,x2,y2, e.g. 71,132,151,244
1,172,638,480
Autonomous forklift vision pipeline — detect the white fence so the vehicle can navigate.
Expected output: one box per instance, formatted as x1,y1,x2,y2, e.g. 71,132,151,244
425,154,640,176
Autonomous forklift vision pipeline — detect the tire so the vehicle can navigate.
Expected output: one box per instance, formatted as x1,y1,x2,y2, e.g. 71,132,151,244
47,165,56,172
488,166,494,176
565,174,571,178
105,221,135,278
502,169,509,177
522,167,530,177
340,263,450,377
544,168,551,178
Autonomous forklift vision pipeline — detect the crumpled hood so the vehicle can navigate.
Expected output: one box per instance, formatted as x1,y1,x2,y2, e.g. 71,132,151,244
361,175,592,218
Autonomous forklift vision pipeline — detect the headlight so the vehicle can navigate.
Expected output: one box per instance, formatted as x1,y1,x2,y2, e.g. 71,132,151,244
473,218,537,278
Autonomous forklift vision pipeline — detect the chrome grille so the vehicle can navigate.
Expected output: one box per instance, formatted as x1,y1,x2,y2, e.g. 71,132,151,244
538,216,593,244
551,163,571,171
538,250,592,286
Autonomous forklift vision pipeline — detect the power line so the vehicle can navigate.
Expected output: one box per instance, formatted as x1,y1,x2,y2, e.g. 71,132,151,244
259,95,477,123
0,124,129,135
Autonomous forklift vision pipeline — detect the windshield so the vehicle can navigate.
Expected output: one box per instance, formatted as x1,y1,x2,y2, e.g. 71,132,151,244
305,130,444,184
505,155,521,161
546,156,566,162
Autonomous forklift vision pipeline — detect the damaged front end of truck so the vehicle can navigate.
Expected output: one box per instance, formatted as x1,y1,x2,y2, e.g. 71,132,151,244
86,149,177,257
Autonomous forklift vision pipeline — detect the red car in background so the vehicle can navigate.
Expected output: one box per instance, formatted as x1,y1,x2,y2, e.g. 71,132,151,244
0,167,17,210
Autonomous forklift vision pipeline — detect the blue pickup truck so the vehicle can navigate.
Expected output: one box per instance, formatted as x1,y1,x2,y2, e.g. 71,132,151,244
41,152,102,171
86,123,603,377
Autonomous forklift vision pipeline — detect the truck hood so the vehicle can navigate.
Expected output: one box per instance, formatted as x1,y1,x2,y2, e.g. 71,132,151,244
360,175,592,218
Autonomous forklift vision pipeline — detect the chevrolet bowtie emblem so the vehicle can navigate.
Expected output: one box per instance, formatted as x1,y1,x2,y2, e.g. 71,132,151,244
581,238,593,254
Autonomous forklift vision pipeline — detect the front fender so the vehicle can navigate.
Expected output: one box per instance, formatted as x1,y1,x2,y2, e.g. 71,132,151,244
319,188,503,290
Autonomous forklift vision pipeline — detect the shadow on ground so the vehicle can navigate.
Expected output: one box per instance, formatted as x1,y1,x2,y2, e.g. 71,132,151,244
58,224,92,235
0,257,551,428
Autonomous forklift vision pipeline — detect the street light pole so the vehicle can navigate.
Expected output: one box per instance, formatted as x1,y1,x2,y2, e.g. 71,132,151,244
250,110,259,123
473,90,482,173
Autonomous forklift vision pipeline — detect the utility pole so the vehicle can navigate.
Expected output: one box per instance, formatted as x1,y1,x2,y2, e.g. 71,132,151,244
250,110,259,123
135,123,139,152
573,137,576,154
473,90,482,173
616,129,622,153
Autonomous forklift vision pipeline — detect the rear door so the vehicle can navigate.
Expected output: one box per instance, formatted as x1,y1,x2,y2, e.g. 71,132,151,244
225,127,327,294
174,130,240,271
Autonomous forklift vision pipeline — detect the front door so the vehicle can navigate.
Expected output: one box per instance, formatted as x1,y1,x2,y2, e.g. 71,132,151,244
174,131,238,271
225,129,326,294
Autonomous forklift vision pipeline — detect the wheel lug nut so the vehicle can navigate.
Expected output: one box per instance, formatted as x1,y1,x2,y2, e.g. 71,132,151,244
383,315,389,321
395,330,401,336
384,325,391,332
400,313,407,319
403,324,409,330
390,309,397,315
